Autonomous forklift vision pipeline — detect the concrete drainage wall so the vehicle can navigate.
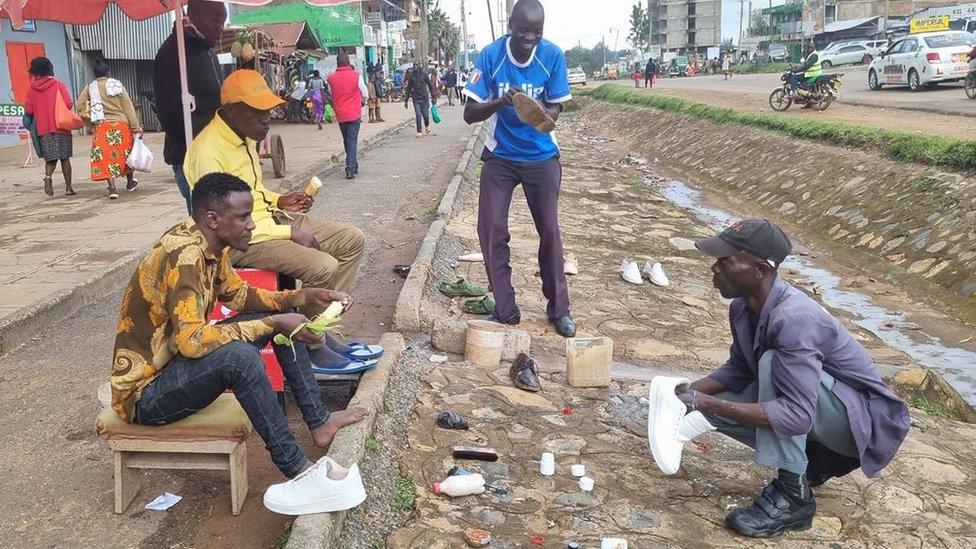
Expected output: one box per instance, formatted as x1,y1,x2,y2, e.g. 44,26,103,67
578,99,976,323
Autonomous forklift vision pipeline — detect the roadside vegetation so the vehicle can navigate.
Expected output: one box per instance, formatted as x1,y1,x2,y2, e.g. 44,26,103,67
578,84,976,171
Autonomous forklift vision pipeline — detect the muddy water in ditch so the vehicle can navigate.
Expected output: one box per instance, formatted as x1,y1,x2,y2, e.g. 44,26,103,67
661,179,976,407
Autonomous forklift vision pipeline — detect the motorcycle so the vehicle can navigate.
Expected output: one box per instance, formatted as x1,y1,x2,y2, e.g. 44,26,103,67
768,70,843,112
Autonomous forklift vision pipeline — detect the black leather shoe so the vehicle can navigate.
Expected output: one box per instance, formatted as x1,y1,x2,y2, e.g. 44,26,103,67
805,441,861,487
345,169,354,179
550,315,577,338
485,309,521,325
726,480,816,538
510,353,541,392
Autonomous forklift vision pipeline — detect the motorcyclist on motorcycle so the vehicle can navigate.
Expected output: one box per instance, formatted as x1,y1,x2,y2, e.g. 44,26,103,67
789,44,821,96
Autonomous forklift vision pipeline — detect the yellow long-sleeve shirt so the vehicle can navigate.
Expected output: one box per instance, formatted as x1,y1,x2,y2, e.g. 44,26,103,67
184,111,292,243
110,221,304,422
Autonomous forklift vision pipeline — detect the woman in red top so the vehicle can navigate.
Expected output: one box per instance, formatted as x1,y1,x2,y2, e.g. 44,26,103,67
24,56,74,197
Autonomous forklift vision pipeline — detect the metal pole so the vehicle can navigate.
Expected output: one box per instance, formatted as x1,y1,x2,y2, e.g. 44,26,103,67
461,0,470,68
739,0,745,46
420,0,429,63
506,0,514,19
486,0,496,40
173,1,194,150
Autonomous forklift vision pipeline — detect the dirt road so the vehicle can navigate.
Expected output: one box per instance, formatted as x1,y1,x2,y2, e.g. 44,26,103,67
613,68,976,140
0,109,473,548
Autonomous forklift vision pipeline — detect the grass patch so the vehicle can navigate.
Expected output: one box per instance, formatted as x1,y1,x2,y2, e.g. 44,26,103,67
911,177,941,191
729,62,792,75
276,521,294,549
585,84,976,171
364,437,380,453
392,476,418,510
913,396,957,420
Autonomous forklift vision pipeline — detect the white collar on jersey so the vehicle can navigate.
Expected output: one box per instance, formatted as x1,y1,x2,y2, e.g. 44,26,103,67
505,36,538,68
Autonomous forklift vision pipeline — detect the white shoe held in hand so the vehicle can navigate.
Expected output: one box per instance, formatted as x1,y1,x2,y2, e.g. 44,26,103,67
458,252,484,262
647,376,715,475
564,253,580,275
642,261,670,287
264,456,367,515
620,259,643,285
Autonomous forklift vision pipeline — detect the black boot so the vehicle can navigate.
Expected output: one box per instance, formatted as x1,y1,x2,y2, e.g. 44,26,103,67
726,470,816,538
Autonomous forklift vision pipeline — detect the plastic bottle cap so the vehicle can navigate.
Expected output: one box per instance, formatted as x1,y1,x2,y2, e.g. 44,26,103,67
579,476,595,491
431,483,441,495
571,464,586,477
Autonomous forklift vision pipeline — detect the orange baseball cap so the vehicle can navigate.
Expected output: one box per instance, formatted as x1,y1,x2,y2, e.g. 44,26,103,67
220,69,285,110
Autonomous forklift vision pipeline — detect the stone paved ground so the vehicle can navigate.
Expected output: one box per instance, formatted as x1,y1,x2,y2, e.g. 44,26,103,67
384,112,976,548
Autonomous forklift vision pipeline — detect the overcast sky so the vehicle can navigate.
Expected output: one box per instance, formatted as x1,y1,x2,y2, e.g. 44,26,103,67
435,0,772,51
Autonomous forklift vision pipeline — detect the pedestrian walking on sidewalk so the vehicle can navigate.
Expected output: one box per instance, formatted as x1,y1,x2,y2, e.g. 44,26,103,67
457,68,468,104
24,56,74,197
309,70,327,130
404,61,435,137
77,59,143,199
722,53,732,80
462,0,577,338
327,53,369,180
370,72,386,122
644,58,656,88
153,0,226,214
444,67,458,106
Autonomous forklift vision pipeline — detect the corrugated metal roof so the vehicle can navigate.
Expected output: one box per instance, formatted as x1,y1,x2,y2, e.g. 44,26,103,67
72,3,173,61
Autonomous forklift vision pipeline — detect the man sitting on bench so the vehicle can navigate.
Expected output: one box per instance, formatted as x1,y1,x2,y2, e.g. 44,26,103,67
110,172,366,502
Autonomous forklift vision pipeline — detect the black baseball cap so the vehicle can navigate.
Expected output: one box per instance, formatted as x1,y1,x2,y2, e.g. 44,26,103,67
695,219,793,267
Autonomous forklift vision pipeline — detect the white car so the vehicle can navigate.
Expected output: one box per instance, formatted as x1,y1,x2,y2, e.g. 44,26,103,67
868,31,976,91
568,66,587,86
820,43,883,69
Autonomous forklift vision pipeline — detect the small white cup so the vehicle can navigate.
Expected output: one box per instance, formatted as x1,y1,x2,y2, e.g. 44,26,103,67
541,452,555,463
579,476,595,491
570,464,586,477
540,461,555,476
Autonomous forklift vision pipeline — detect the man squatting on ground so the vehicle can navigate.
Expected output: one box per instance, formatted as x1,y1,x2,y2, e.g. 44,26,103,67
462,0,577,338
111,173,367,501
681,219,910,538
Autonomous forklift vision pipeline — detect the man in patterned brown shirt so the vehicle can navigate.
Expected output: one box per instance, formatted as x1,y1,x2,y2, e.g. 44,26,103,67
111,173,366,483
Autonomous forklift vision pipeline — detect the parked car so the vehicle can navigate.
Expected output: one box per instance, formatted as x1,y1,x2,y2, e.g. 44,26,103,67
768,43,789,61
819,43,883,68
568,66,587,86
867,31,976,91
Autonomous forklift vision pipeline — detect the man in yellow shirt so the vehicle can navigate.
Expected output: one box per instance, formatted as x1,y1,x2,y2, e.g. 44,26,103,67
185,70,367,368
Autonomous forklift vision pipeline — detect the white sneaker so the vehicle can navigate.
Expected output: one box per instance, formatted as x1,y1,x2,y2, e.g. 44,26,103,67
263,456,367,515
647,376,715,475
564,253,580,275
458,252,484,262
642,261,670,287
620,259,643,285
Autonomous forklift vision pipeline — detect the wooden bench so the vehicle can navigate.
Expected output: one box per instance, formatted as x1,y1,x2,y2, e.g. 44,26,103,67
96,394,253,515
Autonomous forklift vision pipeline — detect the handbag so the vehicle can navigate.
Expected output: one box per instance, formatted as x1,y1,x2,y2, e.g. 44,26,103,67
54,89,84,132
430,104,442,124
126,136,154,173
324,104,335,122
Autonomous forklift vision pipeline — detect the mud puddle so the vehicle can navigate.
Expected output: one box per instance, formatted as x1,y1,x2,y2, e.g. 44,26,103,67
661,179,976,407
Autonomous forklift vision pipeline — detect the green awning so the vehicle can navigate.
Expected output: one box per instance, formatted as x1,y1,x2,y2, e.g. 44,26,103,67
233,2,364,48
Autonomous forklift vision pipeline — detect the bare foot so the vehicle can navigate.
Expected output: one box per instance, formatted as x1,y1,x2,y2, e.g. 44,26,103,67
311,406,369,448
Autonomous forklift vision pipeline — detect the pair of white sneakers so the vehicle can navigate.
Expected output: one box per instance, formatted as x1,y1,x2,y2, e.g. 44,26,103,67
621,259,669,287
264,456,367,515
647,376,716,475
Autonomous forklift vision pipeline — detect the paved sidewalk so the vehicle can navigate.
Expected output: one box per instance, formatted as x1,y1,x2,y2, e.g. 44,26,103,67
0,105,413,353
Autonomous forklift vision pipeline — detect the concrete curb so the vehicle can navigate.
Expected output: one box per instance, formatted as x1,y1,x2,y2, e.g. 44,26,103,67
0,119,412,358
285,332,407,549
393,126,481,333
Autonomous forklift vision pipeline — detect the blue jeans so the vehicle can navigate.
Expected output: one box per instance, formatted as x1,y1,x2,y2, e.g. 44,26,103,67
172,164,192,215
133,315,330,478
339,120,361,173
412,97,430,133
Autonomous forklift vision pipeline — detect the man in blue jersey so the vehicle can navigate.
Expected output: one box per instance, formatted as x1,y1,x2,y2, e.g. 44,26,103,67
462,0,576,338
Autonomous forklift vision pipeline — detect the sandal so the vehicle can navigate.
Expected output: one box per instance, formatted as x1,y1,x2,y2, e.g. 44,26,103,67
43,176,53,196
438,278,487,298
461,296,496,315
126,178,139,192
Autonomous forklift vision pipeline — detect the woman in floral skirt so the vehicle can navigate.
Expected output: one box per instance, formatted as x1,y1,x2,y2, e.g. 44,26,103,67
77,59,142,199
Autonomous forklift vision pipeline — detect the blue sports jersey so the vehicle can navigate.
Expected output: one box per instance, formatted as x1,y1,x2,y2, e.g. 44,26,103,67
463,36,572,163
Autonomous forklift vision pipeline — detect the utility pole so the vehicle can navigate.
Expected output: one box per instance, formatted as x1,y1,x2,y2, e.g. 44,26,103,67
738,0,745,46
420,0,429,64
461,0,470,68
486,0,495,40
506,0,514,20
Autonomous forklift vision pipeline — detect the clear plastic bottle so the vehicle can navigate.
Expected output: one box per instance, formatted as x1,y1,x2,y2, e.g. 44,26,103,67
431,473,486,497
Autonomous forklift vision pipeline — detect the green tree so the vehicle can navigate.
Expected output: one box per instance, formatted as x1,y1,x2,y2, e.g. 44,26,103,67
425,1,461,64
627,2,649,53
748,9,773,37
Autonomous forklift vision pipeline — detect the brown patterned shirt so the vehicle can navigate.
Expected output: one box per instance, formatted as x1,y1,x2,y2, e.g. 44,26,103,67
111,221,303,422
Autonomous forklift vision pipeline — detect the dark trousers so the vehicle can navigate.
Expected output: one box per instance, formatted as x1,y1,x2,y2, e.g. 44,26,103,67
412,97,430,133
172,164,192,215
478,149,570,320
455,86,465,104
339,120,361,173
133,315,330,478
645,75,653,88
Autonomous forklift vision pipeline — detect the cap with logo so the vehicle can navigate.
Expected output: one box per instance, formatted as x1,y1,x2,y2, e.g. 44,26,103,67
220,69,285,110
694,219,793,267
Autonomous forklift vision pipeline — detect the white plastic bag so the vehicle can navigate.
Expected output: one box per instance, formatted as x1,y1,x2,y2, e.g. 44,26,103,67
126,137,154,173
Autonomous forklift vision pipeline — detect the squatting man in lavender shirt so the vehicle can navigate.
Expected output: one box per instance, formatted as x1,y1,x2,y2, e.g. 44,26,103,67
678,219,910,538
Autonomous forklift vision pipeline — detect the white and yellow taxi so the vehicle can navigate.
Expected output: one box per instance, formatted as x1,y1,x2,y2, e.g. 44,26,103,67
867,31,976,91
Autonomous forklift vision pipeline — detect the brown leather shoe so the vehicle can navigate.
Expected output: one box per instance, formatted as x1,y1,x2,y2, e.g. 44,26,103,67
511,353,541,392
512,92,555,133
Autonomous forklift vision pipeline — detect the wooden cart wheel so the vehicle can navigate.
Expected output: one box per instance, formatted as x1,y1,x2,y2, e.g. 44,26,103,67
269,133,285,178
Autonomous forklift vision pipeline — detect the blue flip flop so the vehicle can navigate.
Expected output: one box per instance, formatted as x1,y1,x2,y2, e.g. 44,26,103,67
310,358,379,375
341,342,384,362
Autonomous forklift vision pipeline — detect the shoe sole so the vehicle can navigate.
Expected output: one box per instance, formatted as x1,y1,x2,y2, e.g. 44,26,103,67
725,515,813,538
512,93,555,133
263,484,367,516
